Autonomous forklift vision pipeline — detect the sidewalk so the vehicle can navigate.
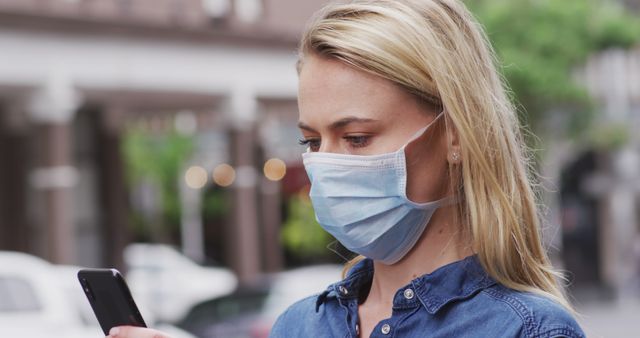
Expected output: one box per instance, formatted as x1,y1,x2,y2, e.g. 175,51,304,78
576,298,640,337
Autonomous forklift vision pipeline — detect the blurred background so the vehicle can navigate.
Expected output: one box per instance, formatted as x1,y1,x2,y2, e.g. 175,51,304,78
0,0,639,337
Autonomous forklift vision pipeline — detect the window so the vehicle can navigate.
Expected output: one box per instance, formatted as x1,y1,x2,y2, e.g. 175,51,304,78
0,276,42,312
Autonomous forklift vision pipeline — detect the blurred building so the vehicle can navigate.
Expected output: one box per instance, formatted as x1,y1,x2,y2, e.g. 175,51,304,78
511,0,640,302
624,0,640,11
2,0,639,298
0,0,328,283
560,45,640,299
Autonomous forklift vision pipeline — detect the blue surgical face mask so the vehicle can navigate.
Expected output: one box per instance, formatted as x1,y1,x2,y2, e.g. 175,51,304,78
302,113,453,264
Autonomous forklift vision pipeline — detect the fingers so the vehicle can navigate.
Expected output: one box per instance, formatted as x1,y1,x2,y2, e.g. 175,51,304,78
107,326,172,338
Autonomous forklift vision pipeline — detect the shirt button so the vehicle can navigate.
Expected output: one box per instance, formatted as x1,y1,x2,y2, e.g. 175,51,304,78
338,285,349,295
403,288,415,300
381,323,391,335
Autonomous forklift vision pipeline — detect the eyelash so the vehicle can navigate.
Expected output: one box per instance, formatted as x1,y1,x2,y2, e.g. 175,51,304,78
344,135,370,148
298,139,320,150
298,136,371,150
298,139,314,146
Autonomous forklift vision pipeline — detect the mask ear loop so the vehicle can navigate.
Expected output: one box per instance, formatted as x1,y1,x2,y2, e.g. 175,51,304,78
400,111,450,205
401,111,445,150
327,240,358,263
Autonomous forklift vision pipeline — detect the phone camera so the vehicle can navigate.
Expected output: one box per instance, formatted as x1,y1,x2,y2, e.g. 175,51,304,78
80,277,95,301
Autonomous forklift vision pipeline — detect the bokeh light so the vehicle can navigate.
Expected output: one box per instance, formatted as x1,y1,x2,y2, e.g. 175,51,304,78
212,163,236,187
184,166,208,189
263,158,287,181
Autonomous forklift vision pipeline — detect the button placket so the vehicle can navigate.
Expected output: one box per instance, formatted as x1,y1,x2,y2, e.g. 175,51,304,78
381,323,391,335
403,288,415,300
346,299,359,337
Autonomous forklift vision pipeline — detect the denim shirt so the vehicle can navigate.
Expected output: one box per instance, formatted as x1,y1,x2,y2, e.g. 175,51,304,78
270,256,585,338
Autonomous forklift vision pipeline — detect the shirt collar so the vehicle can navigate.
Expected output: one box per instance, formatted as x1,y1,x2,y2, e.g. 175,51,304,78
316,255,496,314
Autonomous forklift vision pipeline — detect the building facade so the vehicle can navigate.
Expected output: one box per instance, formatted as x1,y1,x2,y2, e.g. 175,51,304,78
0,0,328,283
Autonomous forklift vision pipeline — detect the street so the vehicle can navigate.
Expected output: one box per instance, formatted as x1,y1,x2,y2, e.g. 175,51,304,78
577,298,640,337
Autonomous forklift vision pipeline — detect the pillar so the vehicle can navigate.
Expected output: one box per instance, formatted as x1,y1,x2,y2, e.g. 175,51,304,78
94,105,130,271
260,175,284,272
28,73,80,264
0,102,30,253
225,88,261,284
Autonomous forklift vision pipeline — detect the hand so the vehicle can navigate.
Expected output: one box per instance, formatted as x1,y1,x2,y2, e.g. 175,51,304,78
107,326,173,338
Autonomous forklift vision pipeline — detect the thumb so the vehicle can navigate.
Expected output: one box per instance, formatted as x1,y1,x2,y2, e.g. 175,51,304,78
108,326,172,338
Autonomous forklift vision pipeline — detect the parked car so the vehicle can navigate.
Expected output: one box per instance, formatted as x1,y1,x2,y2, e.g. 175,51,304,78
0,251,97,338
178,285,272,338
178,264,343,338
124,243,238,323
55,265,198,338
0,250,197,338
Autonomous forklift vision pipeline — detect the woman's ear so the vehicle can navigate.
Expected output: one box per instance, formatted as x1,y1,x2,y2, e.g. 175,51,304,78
444,114,462,165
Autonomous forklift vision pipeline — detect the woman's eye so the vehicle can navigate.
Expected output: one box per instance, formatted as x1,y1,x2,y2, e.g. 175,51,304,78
344,135,370,148
298,138,321,151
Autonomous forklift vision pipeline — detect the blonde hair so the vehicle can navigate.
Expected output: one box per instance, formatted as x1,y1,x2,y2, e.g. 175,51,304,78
297,0,572,310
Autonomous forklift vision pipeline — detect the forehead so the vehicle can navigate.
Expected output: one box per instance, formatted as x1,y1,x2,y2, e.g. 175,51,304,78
297,55,421,125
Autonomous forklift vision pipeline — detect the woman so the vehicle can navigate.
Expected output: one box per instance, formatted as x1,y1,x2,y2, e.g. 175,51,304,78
109,0,585,337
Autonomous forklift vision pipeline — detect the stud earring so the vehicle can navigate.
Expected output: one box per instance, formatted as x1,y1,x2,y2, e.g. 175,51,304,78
451,152,460,162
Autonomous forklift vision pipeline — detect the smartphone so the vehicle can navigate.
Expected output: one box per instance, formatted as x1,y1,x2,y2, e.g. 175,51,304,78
77,268,147,335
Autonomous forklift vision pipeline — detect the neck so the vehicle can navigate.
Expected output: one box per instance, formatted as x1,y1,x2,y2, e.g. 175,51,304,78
363,205,473,308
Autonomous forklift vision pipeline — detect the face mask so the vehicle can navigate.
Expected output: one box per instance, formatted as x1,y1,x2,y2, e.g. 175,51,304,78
302,113,453,264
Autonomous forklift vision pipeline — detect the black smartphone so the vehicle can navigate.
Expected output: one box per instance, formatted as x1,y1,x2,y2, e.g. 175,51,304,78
77,268,147,335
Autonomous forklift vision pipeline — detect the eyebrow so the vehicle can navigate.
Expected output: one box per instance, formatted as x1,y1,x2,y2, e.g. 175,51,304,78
297,116,379,132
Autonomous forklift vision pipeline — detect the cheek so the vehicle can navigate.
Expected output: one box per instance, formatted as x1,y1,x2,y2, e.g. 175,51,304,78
405,145,450,203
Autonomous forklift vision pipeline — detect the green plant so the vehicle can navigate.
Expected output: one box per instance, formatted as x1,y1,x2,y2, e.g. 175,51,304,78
468,0,640,137
281,192,335,258
122,128,194,240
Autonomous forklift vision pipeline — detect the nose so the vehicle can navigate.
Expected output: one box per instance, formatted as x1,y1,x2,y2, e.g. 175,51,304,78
318,137,343,154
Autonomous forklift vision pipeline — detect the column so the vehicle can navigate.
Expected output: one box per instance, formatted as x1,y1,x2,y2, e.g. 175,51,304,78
539,140,574,266
95,105,130,271
28,73,80,264
225,88,261,284
260,175,284,272
606,148,640,297
0,102,30,252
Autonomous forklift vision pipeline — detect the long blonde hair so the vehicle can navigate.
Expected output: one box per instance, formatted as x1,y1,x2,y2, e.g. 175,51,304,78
297,0,572,310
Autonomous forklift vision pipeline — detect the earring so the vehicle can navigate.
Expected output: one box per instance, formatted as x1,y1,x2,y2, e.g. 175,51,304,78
451,152,460,162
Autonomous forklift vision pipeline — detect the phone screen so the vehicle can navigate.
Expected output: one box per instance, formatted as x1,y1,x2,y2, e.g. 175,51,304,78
78,269,147,335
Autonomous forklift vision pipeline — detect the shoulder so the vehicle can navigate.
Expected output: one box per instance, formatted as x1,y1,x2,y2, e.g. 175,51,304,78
475,284,585,338
270,260,371,337
269,294,322,337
